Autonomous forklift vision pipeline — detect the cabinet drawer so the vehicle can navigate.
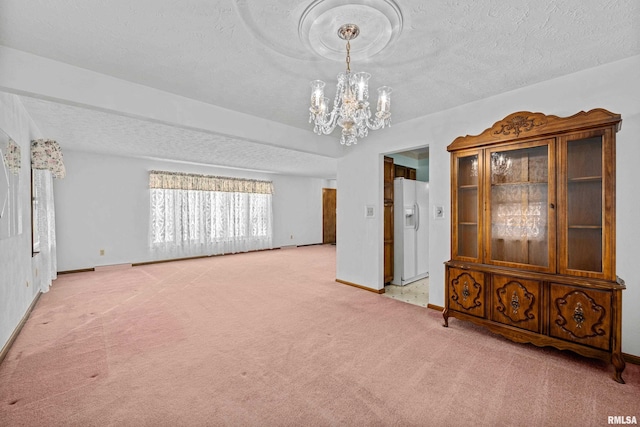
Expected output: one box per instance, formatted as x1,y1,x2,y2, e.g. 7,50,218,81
549,284,611,350
447,267,485,318
491,274,542,333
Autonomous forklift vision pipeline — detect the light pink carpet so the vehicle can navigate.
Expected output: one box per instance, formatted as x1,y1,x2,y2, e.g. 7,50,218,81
1,245,638,426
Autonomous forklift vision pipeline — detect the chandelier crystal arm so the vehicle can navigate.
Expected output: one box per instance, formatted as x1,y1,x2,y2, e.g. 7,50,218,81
308,24,392,146
365,118,386,131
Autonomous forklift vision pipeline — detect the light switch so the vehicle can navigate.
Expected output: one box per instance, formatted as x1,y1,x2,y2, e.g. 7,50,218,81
365,205,375,218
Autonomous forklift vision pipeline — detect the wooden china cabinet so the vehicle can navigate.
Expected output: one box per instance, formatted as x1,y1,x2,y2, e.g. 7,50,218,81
443,109,626,383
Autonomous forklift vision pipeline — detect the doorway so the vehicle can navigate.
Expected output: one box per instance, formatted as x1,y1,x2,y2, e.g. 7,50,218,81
382,147,430,307
322,188,336,244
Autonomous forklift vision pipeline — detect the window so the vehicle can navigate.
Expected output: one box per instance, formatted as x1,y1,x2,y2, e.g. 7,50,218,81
149,171,273,257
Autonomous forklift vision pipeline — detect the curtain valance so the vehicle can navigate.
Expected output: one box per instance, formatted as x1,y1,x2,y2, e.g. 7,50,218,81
3,139,21,175
31,139,66,179
149,171,273,194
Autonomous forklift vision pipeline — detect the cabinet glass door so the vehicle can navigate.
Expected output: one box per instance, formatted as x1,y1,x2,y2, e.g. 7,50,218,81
453,151,481,261
485,140,555,271
558,129,613,279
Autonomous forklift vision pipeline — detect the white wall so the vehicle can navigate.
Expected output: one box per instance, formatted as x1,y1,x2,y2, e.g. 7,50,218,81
417,157,430,182
336,55,640,356
271,174,327,248
388,153,419,169
54,150,327,271
0,93,43,350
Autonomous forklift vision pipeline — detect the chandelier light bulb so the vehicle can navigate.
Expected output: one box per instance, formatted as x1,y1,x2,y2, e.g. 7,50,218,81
319,97,329,116
352,72,371,103
308,24,392,146
376,86,392,118
310,80,326,114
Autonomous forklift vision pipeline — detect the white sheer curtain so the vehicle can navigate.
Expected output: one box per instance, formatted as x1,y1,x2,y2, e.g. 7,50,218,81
149,171,273,259
33,169,57,292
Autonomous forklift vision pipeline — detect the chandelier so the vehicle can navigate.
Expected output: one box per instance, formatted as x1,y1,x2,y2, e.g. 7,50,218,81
308,24,392,146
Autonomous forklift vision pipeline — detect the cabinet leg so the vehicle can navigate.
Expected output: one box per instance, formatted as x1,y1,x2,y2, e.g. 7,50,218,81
442,308,449,327
612,352,626,384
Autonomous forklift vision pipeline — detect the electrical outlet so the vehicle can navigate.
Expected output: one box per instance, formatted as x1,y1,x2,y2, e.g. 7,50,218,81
26,281,29,287
434,206,445,219
99,249,105,256
290,235,294,239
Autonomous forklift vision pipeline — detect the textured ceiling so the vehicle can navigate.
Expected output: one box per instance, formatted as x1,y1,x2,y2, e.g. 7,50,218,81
0,0,638,177
18,97,338,177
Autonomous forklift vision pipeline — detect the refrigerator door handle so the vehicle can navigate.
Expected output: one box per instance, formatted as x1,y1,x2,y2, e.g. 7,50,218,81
415,203,420,230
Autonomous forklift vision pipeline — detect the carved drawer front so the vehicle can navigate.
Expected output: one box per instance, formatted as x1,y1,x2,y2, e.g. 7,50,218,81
491,275,541,333
549,284,612,350
447,267,485,318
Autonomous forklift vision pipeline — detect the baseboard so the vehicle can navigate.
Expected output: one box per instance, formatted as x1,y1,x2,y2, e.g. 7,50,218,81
132,254,212,266
0,291,42,365
623,353,640,365
58,267,95,275
280,243,324,249
61,264,133,274
133,247,282,266
335,279,384,294
95,263,132,271
427,303,444,311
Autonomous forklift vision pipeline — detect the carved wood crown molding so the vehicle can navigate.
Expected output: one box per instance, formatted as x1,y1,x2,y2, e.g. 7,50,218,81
447,108,622,152
493,113,547,138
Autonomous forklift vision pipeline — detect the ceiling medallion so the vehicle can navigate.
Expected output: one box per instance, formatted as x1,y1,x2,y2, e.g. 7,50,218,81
309,24,392,146
298,0,404,62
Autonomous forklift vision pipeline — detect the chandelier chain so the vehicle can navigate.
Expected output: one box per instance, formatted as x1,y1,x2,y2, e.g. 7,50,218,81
345,40,351,73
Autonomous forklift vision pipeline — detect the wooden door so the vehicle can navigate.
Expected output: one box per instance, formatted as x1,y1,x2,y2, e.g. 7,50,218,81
384,157,394,283
323,188,336,244
451,149,482,263
483,138,556,273
557,128,614,280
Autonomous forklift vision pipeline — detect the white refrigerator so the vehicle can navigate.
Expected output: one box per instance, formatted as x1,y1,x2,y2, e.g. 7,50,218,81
393,178,429,286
